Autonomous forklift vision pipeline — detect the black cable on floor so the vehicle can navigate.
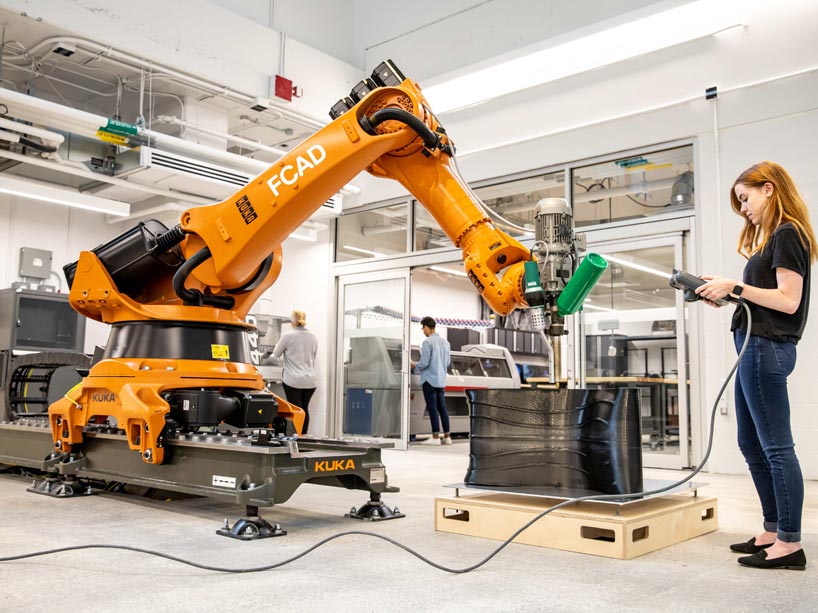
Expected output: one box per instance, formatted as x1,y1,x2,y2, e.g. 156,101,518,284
0,304,751,575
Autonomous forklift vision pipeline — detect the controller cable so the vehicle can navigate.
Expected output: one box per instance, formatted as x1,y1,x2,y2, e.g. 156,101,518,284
0,302,751,575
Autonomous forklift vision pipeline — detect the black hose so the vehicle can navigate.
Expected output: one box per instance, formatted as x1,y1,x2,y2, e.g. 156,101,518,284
364,108,439,150
153,225,186,253
226,253,274,294
171,247,235,309
19,136,57,153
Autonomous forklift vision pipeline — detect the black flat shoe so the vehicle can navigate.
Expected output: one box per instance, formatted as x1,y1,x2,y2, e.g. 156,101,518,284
730,537,774,554
738,549,807,570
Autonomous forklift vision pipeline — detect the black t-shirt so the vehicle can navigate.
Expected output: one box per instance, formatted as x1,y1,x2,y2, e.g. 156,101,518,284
731,222,811,344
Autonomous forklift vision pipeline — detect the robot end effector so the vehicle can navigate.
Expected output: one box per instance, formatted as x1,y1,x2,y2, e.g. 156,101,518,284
524,198,607,335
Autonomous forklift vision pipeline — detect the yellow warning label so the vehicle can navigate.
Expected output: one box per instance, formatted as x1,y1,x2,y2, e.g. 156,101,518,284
96,130,129,145
211,344,230,360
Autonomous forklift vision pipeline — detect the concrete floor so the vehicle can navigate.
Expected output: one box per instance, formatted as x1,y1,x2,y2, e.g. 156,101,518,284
1,440,815,612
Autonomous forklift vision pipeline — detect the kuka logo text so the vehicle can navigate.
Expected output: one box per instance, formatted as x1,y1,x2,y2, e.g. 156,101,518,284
314,459,355,472
91,392,115,403
235,194,258,224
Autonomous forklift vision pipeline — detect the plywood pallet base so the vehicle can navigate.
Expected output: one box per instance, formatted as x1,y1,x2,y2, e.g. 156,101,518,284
435,492,718,559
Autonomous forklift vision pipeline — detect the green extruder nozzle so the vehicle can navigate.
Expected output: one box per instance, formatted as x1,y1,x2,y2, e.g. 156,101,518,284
523,260,545,306
556,252,608,316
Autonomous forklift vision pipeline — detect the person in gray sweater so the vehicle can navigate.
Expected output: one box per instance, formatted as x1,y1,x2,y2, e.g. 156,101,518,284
273,309,318,434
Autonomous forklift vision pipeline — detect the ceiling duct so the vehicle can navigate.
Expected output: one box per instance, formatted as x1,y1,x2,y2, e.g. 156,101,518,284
89,146,341,217
318,193,343,219
83,147,251,200
132,147,252,194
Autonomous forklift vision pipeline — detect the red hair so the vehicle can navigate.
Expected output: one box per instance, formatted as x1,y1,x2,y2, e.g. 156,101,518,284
730,161,817,263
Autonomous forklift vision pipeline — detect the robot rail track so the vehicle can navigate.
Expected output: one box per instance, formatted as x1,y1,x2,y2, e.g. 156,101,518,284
0,420,398,508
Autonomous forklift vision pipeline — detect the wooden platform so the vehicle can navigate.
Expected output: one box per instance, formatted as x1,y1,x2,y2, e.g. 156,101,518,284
435,492,718,559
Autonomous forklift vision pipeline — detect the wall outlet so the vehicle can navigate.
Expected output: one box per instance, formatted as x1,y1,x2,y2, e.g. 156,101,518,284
718,378,729,415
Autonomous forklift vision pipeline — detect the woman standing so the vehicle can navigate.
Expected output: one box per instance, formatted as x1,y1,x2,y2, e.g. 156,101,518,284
697,161,816,570
273,310,318,435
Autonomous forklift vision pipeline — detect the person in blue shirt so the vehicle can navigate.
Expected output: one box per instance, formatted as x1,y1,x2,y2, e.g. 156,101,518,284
411,316,452,445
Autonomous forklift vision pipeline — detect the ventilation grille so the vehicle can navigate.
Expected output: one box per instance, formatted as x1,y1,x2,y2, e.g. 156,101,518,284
324,193,342,212
141,148,252,187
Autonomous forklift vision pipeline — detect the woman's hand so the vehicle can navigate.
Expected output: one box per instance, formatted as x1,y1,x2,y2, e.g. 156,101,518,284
695,275,736,306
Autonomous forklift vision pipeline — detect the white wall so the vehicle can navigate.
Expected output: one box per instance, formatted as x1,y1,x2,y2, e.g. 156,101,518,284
707,107,818,475
209,0,359,68
0,195,118,351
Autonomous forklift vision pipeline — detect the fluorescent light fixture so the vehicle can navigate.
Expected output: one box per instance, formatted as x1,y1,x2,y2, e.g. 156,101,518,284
423,0,746,113
583,302,616,312
605,254,669,279
343,245,386,257
290,229,317,242
0,175,130,216
430,265,468,277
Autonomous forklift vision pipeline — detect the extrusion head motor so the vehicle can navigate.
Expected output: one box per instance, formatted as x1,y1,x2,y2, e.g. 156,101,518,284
533,197,576,296
534,197,573,253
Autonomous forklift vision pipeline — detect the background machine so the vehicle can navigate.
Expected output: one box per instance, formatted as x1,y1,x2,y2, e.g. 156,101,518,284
0,60,602,533
342,336,519,438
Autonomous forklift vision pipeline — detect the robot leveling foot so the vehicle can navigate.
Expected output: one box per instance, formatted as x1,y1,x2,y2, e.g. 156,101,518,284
27,476,94,498
216,505,287,540
345,492,405,521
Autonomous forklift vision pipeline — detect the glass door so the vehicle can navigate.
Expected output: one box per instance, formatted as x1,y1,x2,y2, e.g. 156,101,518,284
336,271,410,449
579,234,690,469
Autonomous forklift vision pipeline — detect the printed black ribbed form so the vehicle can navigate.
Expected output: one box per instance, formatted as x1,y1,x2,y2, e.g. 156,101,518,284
465,388,643,495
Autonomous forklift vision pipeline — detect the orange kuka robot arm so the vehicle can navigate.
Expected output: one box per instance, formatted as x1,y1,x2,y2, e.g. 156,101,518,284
170,61,532,321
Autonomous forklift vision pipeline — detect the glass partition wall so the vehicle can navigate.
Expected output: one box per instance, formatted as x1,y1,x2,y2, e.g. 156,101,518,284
336,272,410,449
573,146,694,227
579,235,691,468
332,142,698,467
336,202,410,261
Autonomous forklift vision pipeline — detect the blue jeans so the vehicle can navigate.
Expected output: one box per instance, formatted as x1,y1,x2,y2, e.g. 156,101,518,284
422,381,450,434
733,329,803,542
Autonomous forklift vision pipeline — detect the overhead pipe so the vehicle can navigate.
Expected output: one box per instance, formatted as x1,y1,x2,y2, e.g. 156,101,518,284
154,114,289,157
2,35,326,130
0,86,109,135
0,128,54,154
0,116,65,147
0,58,118,99
0,128,20,144
0,148,213,206
0,86,268,173
0,88,361,197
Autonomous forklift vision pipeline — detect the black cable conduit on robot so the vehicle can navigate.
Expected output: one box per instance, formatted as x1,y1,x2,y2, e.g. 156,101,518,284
171,246,235,309
361,107,440,150
0,303,752,574
161,224,271,305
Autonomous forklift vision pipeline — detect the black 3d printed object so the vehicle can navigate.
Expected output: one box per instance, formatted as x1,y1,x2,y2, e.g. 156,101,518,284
465,388,643,495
